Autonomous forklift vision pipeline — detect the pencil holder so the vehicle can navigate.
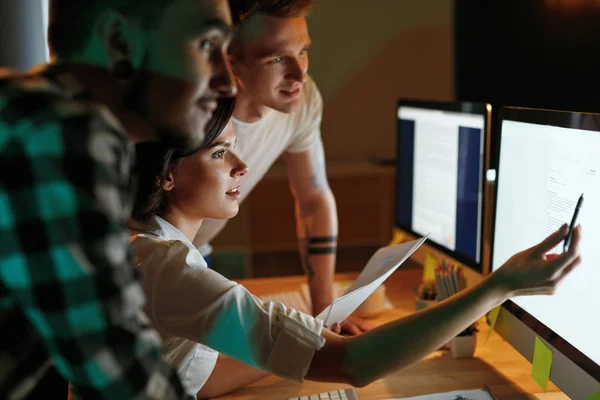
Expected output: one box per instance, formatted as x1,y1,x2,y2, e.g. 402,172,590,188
450,322,479,358
434,260,467,302
451,334,477,359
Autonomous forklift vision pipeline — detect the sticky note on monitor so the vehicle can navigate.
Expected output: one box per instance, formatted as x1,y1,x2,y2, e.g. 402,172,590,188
389,228,407,246
423,253,437,282
587,390,600,400
485,305,501,344
532,336,553,392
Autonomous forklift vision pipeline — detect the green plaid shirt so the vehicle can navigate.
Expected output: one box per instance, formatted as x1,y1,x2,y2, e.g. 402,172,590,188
0,65,193,399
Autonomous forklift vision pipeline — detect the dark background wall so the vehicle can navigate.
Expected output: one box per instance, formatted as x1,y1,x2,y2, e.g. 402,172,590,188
455,0,600,165
309,0,454,163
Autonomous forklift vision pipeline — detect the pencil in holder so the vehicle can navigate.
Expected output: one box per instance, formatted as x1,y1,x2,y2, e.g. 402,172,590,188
435,260,467,301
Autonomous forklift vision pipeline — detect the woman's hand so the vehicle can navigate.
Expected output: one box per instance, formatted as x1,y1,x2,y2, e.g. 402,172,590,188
491,224,582,298
330,315,375,336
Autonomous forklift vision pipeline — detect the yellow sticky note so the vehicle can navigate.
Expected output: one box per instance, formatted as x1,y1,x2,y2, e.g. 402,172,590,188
423,254,437,281
389,228,407,246
532,337,553,392
587,390,600,400
485,306,501,344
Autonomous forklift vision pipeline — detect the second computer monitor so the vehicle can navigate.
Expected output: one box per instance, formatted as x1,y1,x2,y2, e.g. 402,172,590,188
395,100,491,272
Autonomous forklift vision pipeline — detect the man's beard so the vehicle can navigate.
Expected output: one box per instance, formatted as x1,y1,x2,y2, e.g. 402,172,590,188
121,64,206,156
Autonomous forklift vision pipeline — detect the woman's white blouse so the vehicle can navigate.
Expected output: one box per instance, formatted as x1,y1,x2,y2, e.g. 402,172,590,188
129,216,325,393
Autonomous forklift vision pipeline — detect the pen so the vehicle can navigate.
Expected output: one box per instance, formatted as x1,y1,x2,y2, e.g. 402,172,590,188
563,193,584,252
442,268,451,299
435,269,445,300
451,265,460,293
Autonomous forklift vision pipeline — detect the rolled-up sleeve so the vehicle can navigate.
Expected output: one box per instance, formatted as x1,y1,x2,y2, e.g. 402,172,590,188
265,304,325,380
136,240,325,382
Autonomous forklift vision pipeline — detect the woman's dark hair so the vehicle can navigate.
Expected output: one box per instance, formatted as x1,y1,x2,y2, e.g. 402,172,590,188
132,97,235,222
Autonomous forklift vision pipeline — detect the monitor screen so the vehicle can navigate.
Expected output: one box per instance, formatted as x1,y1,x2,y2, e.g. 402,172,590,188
395,101,489,271
492,107,600,393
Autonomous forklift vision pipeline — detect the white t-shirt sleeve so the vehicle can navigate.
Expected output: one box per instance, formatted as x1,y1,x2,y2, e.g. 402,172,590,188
142,240,325,382
286,77,324,154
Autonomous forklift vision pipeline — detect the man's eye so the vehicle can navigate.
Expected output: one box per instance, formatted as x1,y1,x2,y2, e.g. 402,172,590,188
213,150,227,159
272,57,283,63
200,40,214,52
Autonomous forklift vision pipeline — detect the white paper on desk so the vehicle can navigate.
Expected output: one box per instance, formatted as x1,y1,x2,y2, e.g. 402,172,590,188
316,235,429,328
383,388,494,400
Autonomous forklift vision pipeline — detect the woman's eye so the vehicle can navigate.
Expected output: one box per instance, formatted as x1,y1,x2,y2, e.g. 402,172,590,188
212,150,227,159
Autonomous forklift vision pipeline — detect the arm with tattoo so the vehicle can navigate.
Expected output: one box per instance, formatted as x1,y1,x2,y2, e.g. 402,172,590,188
285,138,337,316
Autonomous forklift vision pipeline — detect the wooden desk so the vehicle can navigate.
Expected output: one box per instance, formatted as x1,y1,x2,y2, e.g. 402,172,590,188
217,269,559,400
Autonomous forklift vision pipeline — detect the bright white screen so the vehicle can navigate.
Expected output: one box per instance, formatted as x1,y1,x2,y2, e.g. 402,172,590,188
398,107,484,255
492,120,600,366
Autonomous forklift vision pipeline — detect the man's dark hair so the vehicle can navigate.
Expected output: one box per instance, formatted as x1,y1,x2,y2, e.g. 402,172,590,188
132,97,236,222
49,0,169,59
228,0,312,25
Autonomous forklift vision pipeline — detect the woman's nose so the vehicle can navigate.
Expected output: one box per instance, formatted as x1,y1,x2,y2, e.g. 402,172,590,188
232,157,248,177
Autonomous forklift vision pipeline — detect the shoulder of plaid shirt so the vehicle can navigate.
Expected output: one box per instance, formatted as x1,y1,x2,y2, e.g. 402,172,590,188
0,66,195,400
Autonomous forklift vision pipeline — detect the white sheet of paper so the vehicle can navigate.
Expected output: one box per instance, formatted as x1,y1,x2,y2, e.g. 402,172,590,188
316,235,429,328
383,389,494,400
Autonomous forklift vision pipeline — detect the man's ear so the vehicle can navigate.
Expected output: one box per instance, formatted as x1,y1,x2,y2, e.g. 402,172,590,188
160,171,176,192
227,53,246,90
94,10,145,69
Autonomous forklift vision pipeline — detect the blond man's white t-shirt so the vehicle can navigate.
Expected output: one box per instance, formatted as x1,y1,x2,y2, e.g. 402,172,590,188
193,76,323,254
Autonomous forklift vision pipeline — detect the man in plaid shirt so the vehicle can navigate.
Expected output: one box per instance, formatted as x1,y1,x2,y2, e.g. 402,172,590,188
0,0,236,398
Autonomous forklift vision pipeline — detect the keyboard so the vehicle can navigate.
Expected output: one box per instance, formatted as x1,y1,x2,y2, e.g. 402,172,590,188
287,388,359,400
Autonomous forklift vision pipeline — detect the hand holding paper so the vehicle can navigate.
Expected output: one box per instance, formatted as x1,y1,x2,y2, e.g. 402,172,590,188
316,235,429,328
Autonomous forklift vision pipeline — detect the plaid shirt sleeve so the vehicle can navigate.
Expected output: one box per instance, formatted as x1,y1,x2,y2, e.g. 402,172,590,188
0,80,194,399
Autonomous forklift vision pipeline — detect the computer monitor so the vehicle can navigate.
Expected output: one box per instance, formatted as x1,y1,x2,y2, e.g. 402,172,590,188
395,100,491,273
491,106,600,398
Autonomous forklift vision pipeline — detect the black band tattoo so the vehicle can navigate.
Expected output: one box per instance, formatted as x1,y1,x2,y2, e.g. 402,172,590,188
308,236,338,245
308,246,337,255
